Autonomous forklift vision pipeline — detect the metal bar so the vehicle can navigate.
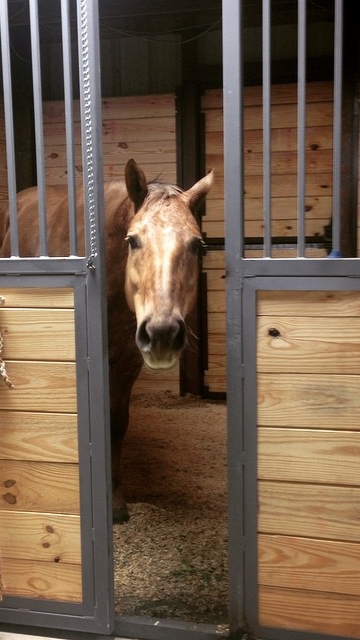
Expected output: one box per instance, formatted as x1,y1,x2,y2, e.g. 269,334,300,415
0,0,19,257
61,0,78,256
262,0,272,258
29,0,48,256
332,0,343,255
222,0,245,632
76,0,114,631
297,0,307,257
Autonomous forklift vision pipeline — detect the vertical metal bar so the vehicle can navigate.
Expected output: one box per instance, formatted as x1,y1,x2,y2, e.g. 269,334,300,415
29,0,47,256
61,0,78,256
297,0,307,257
262,0,272,258
332,0,343,255
76,0,114,630
222,0,245,631
0,0,19,256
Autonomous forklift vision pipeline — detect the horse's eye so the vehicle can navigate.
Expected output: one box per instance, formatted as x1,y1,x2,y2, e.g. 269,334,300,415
190,237,204,255
126,234,141,250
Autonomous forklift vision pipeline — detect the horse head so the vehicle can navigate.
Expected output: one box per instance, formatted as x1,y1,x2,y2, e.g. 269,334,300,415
124,159,213,370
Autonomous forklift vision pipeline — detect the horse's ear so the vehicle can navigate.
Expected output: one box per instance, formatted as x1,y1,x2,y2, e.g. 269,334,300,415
184,169,214,212
125,159,148,212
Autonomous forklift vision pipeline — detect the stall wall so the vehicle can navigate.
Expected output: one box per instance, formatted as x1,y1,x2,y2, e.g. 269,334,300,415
201,80,344,395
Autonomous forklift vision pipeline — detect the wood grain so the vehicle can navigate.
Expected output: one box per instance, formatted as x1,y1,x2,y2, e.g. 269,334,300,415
0,288,74,308
0,410,78,462
258,428,360,485
257,290,360,316
259,585,360,638
1,511,81,563
259,534,360,596
0,460,80,513
0,361,77,412
258,373,360,428
0,308,75,361
2,557,82,602
257,316,360,373
258,481,360,542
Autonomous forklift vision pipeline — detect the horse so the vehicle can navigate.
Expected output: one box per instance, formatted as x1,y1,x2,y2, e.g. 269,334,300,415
1,159,214,522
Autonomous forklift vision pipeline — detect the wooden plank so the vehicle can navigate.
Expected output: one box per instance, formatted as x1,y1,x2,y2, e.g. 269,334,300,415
206,290,225,313
45,165,177,186
45,141,176,167
259,585,360,638
203,217,328,239
2,557,82,602
0,308,75,361
43,94,175,123
201,82,333,110
44,117,176,145
0,288,74,308
205,195,332,221
0,511,81,563
0,460,80,514
257,290,360,316
203,371,226,393
0,361,77,413
258,428,360,484
0,411,78,462
208,172,333,200
206,126,334,154
205,101,333,133
258,373,360,428
257,316,360,374
259,534,360,596
258,481,360,542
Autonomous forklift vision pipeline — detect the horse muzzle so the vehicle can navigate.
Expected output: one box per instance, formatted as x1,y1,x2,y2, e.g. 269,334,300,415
135,315,186,369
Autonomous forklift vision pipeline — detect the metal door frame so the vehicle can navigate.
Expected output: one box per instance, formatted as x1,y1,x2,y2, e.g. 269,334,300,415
223,0,360,638
0,0,114,634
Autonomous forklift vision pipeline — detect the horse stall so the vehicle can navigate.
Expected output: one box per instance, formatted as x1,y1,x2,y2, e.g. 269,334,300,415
1,2,360,640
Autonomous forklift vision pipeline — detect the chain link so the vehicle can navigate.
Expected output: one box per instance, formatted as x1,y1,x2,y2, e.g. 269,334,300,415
80,0,97,270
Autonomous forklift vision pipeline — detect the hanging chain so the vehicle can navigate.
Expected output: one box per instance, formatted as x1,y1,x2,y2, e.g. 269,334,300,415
79,0,97,270
0,296,14,389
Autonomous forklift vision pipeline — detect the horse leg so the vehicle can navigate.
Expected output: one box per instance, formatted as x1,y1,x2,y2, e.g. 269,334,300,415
109,355,143,524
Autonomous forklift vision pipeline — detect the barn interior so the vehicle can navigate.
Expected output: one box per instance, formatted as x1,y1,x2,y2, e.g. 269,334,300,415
2,0,360,635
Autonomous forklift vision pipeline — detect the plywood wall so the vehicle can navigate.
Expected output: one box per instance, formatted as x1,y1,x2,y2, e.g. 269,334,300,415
0,288,82,602
257,289,360,637
201,81,339,395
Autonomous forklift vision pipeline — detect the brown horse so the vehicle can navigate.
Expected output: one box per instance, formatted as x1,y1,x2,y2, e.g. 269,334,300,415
1,159,213,522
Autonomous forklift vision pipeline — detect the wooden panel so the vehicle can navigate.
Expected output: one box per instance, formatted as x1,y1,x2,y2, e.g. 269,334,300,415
0,411,78,462
1,511,81,562
0,460,80,513
0,361,77,412
258,373,360,428
259,534,360,596
257,316,360,373
258,481,360,542
43,94,175,122
201,81,334,110
257,289,360,316
2,557,82,602
0,308,75,361
258,428,360,484
259,585,360,638
0,288,74,308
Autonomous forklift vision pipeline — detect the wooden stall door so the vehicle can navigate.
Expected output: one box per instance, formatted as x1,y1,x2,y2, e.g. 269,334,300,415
0,281,113,634
254,286,360,638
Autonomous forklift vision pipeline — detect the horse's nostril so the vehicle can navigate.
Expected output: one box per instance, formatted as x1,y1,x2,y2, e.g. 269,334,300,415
136,316,186,353
136,319,151,351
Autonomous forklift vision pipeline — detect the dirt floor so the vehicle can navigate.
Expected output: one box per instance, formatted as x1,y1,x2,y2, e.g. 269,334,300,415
113,391,228,626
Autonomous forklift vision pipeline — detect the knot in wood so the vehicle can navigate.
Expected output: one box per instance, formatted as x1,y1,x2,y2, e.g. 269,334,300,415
268,327,281,338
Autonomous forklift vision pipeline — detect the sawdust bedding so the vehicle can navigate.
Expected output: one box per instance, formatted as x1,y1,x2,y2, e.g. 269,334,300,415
113,391,228,625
